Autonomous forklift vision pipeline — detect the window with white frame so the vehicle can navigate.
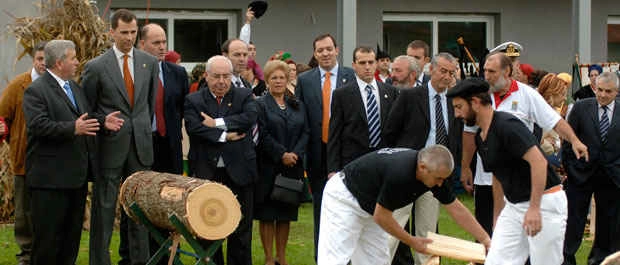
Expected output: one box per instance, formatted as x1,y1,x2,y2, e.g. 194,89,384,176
608,17,620,62
130,10,237,70
383,14,494,72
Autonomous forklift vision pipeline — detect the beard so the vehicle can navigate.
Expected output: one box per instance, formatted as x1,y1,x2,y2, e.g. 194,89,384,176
392,77,412,89
490,75,508,92
465,116,476,126
462,108,477,126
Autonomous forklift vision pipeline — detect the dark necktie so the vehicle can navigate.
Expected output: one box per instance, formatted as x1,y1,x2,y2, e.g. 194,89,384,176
63,82,77,109
600,105,610,143
366,85,381,147
435,94,448,146
235,80,244,88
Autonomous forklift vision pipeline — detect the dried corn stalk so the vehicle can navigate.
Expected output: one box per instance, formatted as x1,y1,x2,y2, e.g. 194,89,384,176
0,141,13,223
6,0,111,80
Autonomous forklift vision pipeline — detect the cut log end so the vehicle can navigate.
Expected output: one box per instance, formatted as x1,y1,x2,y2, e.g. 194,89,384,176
119,171,241,241
186,182,241,240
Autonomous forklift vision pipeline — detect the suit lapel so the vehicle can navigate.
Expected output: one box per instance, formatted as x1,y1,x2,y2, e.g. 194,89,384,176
589,100,601,137
312,68,323,106
610,99,620,129
220,89,234,116
102,50,131,106
419,86,430,124
336,66,351,88
349,83,366,123
447,97,455,133
266,94,287,121
161,62,171,106
378,83,391,123
132,51,146,106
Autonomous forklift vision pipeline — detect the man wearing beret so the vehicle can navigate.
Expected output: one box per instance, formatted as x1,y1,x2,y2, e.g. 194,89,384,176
449,78,568,265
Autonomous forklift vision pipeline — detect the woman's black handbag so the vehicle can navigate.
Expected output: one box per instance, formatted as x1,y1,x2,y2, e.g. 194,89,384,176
270,173,304,205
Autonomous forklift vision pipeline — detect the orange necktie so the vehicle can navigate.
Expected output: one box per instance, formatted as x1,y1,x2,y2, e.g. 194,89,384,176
321,72,331,143
123,54,135,108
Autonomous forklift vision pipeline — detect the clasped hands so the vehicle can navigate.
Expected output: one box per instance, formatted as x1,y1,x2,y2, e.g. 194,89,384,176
282,152,298,167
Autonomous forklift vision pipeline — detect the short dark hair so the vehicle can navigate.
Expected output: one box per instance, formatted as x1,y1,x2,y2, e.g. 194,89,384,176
464,92,492,106
352,46,375,62
407,40,430,57
312,34,338,51
30,41,47,57
111,9,136,29
221,38,244,54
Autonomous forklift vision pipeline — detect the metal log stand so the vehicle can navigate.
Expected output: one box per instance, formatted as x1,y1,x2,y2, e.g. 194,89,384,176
129,203,223,265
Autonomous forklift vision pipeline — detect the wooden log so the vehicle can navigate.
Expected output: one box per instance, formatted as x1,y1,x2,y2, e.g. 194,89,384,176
424,232,486,263
119,171,241,240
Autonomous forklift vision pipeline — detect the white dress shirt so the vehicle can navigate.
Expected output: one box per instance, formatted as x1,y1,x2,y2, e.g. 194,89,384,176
355,76,381,113
112,45,135,81
31,68,41,82
424,82,449,148
599,100,616,122
46,70,72,100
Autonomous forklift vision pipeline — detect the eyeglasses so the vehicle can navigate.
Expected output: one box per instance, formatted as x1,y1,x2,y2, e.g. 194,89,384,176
209,73,232,80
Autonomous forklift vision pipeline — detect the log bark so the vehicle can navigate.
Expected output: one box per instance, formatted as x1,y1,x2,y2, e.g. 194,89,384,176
119,171,241,240
424,232,486,263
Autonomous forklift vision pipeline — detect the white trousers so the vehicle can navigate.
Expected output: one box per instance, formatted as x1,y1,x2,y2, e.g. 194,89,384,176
485,190,568,265
413,191,440,265
317,173,413,265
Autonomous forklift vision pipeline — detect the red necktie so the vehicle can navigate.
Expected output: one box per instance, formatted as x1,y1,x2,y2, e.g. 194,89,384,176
217,96,223,105
156,79,166,136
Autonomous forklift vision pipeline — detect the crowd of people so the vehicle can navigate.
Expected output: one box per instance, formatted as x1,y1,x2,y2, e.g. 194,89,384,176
1,6,620,265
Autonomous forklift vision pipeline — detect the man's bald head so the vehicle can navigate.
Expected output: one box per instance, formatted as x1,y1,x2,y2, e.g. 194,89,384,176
140,23,167,61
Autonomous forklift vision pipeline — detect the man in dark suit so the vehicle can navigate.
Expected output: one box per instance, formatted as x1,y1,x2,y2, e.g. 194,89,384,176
139,23,187,175
384,52,463,265
327,46,398,173
295,33,355,258
81,9,159,265
184,55,257,265
23,40,98,265
139,23,189,263
222,38,251,89
562,72,620,265
406,40,431,86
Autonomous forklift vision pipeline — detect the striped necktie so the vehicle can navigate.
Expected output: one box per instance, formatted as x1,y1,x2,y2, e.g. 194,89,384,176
600,105,610,143
365,85,381,147
435,94,449,146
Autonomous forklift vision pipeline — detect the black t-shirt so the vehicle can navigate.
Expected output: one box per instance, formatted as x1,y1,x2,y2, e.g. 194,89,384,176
342,148,456,215
476,111,561,204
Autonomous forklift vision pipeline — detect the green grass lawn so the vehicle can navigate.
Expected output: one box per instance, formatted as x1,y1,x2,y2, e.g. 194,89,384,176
0,194,592,264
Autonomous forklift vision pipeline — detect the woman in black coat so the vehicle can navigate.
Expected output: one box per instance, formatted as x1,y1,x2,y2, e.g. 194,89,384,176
254,60,309,265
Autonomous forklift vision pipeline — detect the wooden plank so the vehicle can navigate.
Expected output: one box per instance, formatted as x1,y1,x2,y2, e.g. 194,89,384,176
424,232,486,263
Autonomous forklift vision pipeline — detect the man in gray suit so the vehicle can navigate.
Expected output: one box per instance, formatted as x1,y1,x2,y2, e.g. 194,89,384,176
81,9,159,265
295,33,355,259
